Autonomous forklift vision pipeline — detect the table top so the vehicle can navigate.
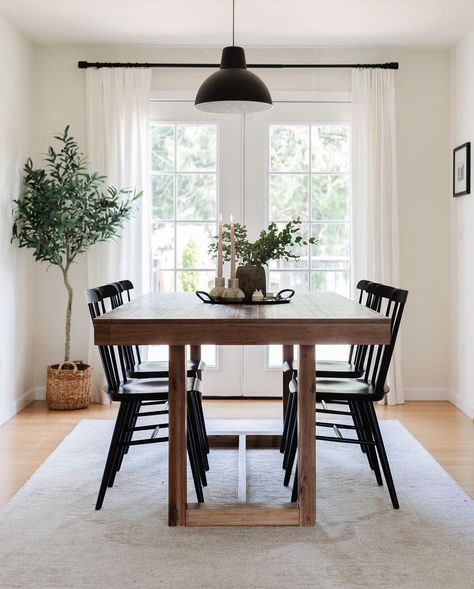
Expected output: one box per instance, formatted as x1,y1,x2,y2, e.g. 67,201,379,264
94,291,390,346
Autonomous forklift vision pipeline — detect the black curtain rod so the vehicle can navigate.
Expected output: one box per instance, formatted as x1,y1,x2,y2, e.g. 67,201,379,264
78,60,399,70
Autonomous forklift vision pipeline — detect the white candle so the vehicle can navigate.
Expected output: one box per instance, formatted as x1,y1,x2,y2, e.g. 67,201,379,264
217,214,223,278
230,214,236,279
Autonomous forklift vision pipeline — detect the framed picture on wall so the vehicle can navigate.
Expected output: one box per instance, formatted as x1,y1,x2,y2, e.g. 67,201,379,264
453,142,471,197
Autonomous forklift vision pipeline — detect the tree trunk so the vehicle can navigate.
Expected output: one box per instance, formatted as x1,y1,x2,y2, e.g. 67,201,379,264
61,266,73,362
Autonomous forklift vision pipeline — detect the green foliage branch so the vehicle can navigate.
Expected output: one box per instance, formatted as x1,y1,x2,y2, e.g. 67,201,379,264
209,218,318,267
12,126,141,362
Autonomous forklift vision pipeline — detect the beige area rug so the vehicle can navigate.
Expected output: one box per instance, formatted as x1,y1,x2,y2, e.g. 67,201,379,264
0,419,473,589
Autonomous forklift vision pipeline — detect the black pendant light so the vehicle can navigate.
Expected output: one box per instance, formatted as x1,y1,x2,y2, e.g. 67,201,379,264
194,0,273,113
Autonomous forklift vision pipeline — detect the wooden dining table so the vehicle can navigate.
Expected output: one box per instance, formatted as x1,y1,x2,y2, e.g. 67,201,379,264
93,291,390,527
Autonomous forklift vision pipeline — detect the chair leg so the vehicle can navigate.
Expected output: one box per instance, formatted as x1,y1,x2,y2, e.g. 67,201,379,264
283,415,298,486
96,402,129,510
190,390,209,471
366,401,399,509
282,392,297,469
187,393,207,486
359,401,383,486
291,464,298,502
187,421,204,503
280,390,295,454
111,400,138,482
194,389,209,455
349,401,366,454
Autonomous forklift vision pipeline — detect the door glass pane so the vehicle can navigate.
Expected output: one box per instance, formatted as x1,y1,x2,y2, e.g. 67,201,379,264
311,125,350,173
270,125,309,172
311,222,350,261
177,124,217,172
269,271,309,293
311,174,348,221
176,271,214,293
176,223,215,269
177,174,216,221
152,221,174,269
150,122,218,367
269,174,309,221
268,123,351,368
151,124,175,172
152,174,174,220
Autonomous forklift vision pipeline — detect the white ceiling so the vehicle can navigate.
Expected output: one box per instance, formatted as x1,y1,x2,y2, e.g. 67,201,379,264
1,0,474,46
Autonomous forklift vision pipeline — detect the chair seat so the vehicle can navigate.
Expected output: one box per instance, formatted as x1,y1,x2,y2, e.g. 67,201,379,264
316,378,389,401
316,360,364,378
127,360,203,379
108,378,169,401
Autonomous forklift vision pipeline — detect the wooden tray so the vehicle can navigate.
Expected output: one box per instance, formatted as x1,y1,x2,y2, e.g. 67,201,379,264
195,289,295,305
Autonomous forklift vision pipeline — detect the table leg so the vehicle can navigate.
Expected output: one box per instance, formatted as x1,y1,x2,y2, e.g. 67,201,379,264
282,345,294,418
297,345,316,526
168,345,187,526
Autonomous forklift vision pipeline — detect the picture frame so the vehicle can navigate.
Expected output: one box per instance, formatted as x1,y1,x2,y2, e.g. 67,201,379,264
453,142,470,197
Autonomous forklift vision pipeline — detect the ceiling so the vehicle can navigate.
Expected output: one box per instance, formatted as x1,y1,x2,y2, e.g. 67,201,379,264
1,0,474,46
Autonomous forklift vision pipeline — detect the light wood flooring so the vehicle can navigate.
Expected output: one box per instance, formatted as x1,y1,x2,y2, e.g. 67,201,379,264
0,400,473,509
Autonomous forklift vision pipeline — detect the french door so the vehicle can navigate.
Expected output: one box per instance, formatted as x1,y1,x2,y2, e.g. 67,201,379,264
149,95,351,397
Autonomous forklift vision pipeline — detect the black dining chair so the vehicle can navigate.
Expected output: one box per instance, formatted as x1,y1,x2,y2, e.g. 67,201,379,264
99,281,210,462
105,281,205,380
280,280,380,455
284,284,408,509
85,287,208,509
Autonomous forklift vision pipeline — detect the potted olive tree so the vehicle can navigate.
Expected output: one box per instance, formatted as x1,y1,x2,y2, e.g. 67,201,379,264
209,219,317,301
12,126,140,410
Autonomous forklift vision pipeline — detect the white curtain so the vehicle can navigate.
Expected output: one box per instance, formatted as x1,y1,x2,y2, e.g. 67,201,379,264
352,68,403,405
85,68,152,403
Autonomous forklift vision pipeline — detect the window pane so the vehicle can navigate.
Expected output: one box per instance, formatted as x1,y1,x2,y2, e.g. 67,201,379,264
177,125,217,172
312,174,348,221
270,125,309,172
152,268,174,292
312,125,349,173
269,271,309,293
176,271,214,293
151,124,175,172
269,222,309,269
311,223,350,260
269,174,309,221
152,174,174,220
312,259,350,271
311,271,350,296
177,174,216,221
152,221,174,269
176,223,215,269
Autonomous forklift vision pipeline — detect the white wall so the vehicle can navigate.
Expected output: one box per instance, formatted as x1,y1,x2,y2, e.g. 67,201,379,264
30,44,451,398
450,27,474,418
0,14,36,424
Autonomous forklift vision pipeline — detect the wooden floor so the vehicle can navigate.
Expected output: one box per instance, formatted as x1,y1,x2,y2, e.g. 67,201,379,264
0,399,473,509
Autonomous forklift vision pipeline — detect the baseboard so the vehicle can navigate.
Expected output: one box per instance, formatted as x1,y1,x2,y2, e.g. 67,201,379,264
34,386,46,400
0,387,44,426
449,390,474,420
404,387,451,401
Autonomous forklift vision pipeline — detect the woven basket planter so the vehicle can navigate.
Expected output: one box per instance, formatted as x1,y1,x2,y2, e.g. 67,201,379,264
236,265,266,302
46,361,91,410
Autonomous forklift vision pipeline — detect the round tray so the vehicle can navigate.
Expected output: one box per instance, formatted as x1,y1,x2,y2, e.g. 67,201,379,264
195,289,295,305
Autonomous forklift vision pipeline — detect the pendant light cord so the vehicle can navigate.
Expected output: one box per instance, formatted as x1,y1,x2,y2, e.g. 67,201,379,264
232,0,235,46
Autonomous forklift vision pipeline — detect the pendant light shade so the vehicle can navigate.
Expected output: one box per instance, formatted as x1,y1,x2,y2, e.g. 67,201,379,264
195,46,272,114
195,0,272,114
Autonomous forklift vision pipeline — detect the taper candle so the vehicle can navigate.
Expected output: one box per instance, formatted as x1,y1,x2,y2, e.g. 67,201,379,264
230,214,236,279
217,214,223,278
